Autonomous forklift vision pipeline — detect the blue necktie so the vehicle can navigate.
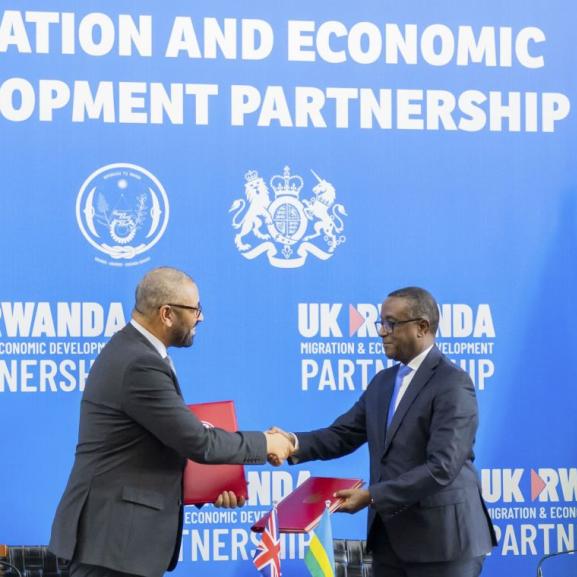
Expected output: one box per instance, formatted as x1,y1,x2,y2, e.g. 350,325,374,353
387,364,413,428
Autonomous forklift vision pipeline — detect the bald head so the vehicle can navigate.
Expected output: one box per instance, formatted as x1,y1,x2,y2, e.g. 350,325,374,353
134,267,195,317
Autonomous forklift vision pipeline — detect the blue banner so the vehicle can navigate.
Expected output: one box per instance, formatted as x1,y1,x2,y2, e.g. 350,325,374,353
1,2,575,576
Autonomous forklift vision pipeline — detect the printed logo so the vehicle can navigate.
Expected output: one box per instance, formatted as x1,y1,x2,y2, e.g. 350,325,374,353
482,468,577,504
76,163,169,264
229,166,347,268
482,467,577,557
297,302,496,392
201,420,215,429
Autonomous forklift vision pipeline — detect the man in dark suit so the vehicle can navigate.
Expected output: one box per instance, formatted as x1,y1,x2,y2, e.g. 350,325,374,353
49,267,291,577
275,287,496,577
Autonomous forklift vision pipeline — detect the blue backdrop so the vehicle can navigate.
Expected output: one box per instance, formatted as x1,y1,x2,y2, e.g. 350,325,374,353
1,2,576,576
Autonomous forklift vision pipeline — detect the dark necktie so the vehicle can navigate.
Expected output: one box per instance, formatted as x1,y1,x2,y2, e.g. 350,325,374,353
164,355,176,375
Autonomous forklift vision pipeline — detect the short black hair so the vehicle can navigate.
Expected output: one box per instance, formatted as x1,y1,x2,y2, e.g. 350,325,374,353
388,287,439,334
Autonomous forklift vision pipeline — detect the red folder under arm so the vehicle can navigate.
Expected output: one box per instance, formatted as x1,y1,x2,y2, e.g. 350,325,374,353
183,401,248,505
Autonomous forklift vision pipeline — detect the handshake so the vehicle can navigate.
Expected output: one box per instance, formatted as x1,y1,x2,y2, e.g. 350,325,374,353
214,427,295,510
264,427,296,466
218,427,371,514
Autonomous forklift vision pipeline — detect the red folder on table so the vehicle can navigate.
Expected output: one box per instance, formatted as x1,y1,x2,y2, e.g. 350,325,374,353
251,476,363,533
183,400,248,505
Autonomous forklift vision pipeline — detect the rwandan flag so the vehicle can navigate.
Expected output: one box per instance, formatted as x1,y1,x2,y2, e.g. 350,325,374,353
305,507,335,577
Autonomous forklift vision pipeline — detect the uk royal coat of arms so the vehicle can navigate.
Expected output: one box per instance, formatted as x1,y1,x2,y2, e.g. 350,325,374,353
229,166,347,268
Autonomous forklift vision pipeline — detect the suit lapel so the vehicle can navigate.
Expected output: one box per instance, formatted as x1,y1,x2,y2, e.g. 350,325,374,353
379,369,397,450
124,323,183,397
165,360,183,398
383,347,442,455
173,377,183,398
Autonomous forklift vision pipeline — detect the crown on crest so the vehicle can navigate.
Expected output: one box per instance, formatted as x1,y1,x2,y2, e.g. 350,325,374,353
270,166,303,198
245,170,260,183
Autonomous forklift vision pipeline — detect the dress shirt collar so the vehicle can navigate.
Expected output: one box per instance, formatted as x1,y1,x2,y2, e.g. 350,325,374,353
405,344,434,372
130,318,167,359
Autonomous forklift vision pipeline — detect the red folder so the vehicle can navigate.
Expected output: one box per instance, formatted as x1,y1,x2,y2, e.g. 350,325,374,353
183,401,248,505
251,476,363,533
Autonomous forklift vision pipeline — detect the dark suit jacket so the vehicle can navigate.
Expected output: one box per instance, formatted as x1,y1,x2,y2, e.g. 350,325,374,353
49,324,266,577
294,346,497,563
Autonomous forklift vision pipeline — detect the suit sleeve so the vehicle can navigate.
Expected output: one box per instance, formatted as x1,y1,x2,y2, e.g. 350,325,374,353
370,372,479,515
291,392,368,463
121,354,266,465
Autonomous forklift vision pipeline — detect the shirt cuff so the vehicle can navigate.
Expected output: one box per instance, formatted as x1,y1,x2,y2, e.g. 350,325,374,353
290,432,299,451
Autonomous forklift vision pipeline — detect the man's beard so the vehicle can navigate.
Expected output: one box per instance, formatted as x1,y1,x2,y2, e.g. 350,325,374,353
171,325,194,348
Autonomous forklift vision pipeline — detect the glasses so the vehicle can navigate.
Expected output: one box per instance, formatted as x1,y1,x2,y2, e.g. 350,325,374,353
374,318,422,334
164,303,202,317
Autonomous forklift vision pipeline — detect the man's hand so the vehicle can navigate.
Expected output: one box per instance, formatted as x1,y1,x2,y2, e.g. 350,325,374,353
334,489,371,514
214,491,245,508
267,426,295,445
265,430,294,466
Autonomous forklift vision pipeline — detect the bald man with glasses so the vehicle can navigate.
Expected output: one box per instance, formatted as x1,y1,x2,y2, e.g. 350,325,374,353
49,267,292,577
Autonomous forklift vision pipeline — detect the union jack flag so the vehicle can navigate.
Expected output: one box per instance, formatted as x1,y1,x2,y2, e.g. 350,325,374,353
253,507,281,577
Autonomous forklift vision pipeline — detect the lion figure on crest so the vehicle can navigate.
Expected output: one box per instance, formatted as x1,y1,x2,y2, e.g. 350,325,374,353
229,172,272,251
302,177,347,252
